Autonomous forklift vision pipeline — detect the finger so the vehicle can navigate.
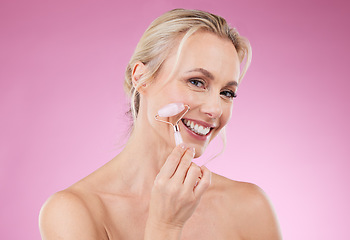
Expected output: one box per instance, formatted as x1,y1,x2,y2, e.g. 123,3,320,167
194,166,211,198
183,163,201,189
156,144,187,179
172,147,195,183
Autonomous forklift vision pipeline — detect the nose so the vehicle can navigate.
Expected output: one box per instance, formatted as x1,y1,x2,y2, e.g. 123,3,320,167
200,93,223,119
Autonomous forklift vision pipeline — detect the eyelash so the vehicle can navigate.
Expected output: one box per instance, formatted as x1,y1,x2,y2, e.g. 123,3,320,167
220,90,237,99
189,79,205,88
188,78,237,99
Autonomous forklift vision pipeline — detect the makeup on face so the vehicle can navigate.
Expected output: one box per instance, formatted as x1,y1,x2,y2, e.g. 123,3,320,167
148,32,240,156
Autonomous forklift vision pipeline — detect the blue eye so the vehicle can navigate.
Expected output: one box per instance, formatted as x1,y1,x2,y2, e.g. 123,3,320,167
189,79,205,88
221,90,237,99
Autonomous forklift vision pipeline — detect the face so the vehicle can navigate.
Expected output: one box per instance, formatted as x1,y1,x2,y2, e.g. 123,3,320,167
142,31,240,157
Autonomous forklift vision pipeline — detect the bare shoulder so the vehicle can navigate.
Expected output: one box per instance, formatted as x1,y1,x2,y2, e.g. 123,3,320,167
39,188,106,240
212,173,271,206
210,173,282,240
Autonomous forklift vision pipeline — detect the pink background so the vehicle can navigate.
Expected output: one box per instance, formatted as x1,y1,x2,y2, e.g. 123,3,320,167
1,0,349,239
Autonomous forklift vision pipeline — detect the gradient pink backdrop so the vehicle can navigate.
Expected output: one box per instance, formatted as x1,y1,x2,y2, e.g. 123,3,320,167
1,0,349,239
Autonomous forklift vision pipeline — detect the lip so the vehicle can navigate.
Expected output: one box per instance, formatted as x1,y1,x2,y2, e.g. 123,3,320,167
182,118,216,128
180,118,216,141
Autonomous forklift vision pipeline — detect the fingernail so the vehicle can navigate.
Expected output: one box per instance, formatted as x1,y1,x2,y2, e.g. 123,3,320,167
180,143,186,149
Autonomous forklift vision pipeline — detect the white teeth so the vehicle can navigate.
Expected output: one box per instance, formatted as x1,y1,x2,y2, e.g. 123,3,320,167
198,125,203,132
183,119,211,136
194,124,199,131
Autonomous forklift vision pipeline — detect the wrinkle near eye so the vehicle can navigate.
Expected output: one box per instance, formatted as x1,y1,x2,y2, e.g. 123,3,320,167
187,78,207,91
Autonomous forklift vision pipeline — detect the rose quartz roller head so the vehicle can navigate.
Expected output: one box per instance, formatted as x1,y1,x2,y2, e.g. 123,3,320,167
155,103,190,145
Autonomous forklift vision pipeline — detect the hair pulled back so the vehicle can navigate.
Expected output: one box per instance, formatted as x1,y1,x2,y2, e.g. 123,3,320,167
124,8,252,123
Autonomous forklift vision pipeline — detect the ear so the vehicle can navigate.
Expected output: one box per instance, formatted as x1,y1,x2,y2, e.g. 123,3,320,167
132,61,147,93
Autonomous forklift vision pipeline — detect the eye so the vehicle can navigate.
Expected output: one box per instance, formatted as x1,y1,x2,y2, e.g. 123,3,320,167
220,90,237,99
188,78,206,89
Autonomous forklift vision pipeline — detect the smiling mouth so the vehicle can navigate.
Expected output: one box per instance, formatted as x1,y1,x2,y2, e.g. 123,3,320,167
181,119,213,136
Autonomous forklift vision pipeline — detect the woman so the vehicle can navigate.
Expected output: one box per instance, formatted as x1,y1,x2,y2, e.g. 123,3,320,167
39,9,282,239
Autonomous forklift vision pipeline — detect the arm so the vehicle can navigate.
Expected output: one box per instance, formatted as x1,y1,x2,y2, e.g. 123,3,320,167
144,145,211,240
39,191,101,240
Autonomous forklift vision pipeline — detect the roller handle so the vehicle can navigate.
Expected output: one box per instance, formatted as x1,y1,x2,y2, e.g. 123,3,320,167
174,131,183,146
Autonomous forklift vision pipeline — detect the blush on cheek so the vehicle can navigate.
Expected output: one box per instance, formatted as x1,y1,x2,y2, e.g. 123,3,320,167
160,86,184,102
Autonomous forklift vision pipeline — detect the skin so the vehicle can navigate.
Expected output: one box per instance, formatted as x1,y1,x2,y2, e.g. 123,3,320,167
39,31,282,240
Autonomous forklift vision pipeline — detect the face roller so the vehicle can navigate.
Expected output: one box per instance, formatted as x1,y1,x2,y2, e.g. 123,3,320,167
155,103,190,145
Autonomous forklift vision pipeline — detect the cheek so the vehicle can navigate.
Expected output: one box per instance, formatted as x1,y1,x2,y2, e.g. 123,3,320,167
166,87,196,106
147,84,186,111
220,104,233,126
224,106,233,124
148,86,193,124
208,105,232,141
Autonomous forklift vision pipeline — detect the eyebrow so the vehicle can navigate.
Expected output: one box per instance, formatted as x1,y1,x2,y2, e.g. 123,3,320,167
187,68,214,79
186,68,238,87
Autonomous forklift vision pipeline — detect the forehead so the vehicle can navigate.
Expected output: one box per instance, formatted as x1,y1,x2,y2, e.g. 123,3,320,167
163,31,240,83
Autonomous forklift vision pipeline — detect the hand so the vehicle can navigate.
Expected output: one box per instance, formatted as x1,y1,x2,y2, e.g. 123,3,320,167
146,144,211,233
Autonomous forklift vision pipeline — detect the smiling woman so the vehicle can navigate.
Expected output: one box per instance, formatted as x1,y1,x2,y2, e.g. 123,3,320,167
139,31,241,156
39,8,281,240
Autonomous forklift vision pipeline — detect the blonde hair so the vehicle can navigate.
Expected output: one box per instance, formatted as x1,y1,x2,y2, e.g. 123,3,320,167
124,8,252,124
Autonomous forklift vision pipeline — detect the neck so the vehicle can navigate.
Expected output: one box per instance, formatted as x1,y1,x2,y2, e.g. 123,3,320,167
109,113,175,196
